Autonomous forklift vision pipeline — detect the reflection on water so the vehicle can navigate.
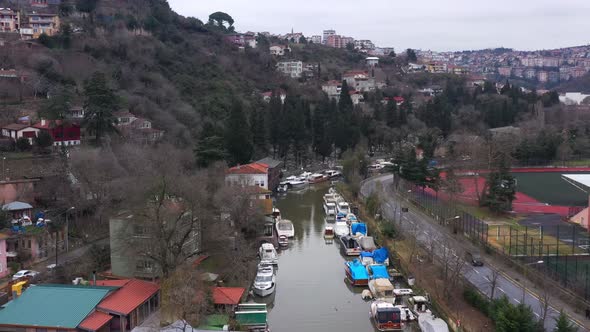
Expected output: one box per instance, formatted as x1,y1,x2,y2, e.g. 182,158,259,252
266,184,382,332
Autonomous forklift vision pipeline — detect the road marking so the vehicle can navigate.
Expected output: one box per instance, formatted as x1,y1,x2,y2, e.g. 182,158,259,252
498,287,506,293
534,312,540,318
514,298,521,303
473,269,480,274
485,276,491,281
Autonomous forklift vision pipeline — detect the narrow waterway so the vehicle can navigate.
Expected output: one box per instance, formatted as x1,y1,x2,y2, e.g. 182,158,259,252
264,184,380,332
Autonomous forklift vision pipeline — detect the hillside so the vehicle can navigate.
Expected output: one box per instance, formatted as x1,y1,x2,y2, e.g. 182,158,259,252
556,72,590,93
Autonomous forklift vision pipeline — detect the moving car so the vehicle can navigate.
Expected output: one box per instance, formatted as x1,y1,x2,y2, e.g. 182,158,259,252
467,251,484,267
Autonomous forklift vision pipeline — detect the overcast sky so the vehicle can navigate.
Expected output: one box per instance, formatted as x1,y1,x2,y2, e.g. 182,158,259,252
167,0,590,52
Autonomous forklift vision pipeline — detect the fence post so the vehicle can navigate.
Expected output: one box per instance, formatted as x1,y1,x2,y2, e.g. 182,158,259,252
585,265,589,300
525,226,529,256
540,226,543,257
509,226,512,256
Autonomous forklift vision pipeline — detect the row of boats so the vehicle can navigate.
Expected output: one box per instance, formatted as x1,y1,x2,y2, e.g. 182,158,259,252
321,189,449,332
253,209,294,297
278,170,342,192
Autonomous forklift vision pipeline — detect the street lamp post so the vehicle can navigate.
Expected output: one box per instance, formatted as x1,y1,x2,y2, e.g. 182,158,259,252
445,215,461,234
65,207,75,254
522,260,544,304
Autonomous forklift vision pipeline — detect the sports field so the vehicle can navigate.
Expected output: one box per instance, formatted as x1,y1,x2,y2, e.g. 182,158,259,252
512,171,590,206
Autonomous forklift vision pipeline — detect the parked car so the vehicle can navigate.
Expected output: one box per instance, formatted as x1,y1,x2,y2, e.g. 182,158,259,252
12,270,39,281
467,252,484,267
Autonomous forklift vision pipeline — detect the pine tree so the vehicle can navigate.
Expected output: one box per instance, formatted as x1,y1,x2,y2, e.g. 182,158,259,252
268,93,283,157
484,157,516,212
195,122,226,168
385,100,398,128
339,80,353,111
225,101,253,166
82,72,119,145
250,107,267,154
554,310,577,332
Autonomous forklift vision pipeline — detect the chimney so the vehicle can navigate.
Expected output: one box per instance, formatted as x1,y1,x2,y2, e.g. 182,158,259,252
40,118,46,126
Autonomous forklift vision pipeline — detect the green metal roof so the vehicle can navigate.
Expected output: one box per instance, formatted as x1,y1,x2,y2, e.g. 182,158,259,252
0,284,117,329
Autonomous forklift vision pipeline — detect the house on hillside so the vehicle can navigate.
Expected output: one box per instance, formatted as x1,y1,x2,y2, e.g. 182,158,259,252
225,162,270,190
0,8,20,33
277,61,303,78
4,217,67,265
225,33,257,48
65,106,85,119
382,96,405,107
260,90,286,104
20,12,60,39
269,44,290,56
115,111,164,144
322,80,342,99
350,91,364,105
213,287,245,312
1,123,40,144
30,0,62,7
33,119,81,146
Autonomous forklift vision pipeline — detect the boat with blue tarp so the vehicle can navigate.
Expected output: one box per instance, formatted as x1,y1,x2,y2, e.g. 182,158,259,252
373,247,390,266
368,264,390,280
345,259,369,286
350,222,367,237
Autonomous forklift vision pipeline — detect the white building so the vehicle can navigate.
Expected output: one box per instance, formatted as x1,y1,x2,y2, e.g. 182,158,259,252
366,57,379,67
559,92,590,105
269,45,290,56
277,61,303,78
310,35,322,44
1,124,40,144
225,163,269,190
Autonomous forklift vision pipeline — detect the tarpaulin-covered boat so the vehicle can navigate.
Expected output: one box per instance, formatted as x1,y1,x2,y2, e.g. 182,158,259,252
350,222,367,237
345,259,369,286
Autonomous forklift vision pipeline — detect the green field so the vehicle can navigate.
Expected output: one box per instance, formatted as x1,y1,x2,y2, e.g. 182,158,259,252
512,172,590,206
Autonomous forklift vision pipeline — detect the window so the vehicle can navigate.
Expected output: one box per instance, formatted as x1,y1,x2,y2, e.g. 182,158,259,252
136,260,154,272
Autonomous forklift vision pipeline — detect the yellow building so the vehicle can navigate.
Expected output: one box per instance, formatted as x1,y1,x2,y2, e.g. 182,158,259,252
21,12,60,39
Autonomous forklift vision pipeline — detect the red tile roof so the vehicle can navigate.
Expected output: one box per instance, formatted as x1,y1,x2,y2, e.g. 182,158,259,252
213,287,245,305
78,311,113,331
97,279,159,315
95,279,130,287
226,162,268,175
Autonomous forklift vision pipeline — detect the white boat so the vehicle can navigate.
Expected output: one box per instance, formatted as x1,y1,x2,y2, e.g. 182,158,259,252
288,180,307,189
337,201,350,215
324,170,342,178
395,305,416,322
418,312,449,332
278,235,289,248
370,301,402,331
253,266,276,297
334,221,350,237
308,173,329,184
339,235,362,256
298,172,312,181
323,201,336,216
276,219,294,238
259,243,278,265
368,278,395,304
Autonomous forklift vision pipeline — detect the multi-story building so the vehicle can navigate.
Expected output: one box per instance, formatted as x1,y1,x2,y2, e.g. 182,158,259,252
322,80,342,98
114,111,164,144
310,35,322,44
110,201,200,279
277,60,303,78
498,67,512,77
354,40,375,50
322,29,335,45
340,36,354,48
326,34,342,48
537,70,548,82
0,8,20,33
21,12,60,39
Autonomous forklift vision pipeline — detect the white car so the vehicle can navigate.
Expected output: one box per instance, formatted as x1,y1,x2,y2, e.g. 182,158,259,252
12,270,39,281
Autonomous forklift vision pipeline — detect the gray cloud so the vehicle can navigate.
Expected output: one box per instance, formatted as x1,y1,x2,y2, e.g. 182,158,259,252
168,0,590,51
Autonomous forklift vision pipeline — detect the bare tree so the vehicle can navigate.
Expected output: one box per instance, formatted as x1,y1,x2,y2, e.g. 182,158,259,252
407,222,420,263
487,269,501,300
539,275,552,328
160,266,211,328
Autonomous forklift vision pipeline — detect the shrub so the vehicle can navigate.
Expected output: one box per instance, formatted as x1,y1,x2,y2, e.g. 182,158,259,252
16,137,31,151
381,222,397,238
463,287,490,315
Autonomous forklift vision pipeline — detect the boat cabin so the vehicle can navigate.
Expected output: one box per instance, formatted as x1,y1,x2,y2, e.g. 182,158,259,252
372,302,402,331
409,295,430,313
340,235,361,256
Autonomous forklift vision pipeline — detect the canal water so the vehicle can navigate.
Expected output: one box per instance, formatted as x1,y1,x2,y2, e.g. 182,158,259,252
264,184,380,332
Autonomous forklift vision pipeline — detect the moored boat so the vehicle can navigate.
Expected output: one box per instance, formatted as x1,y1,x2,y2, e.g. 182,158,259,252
345,259,369,286
259,243,278,265
324,170,342,178
308,173,329,184
350,222,368,237
418,311,449,332
370,301,403,331
336,201,350,215
334,220,350,237
253,266,276,297
368,278,395,304
358,236,377,251
278,235,289,248
372,247,390,266
324,226,335,240
275,219,294,238
339,235,361,256
323,201,336,216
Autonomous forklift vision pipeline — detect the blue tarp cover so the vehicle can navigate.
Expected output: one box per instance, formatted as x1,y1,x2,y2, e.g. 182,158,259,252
373,247,389,264
351,223,367,235
360,251,373,258
370,264,390,279
348,214,358,222
347,259,369,280
337,212,347,220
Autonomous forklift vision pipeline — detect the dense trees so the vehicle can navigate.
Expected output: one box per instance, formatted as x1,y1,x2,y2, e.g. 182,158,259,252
82,72,120,145
224,101,254,165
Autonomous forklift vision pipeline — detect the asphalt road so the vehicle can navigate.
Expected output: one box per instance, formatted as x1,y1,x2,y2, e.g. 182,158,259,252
361,174,586,331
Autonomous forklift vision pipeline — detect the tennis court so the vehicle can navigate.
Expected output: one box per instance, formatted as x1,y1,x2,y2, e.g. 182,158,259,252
512,171,590,206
